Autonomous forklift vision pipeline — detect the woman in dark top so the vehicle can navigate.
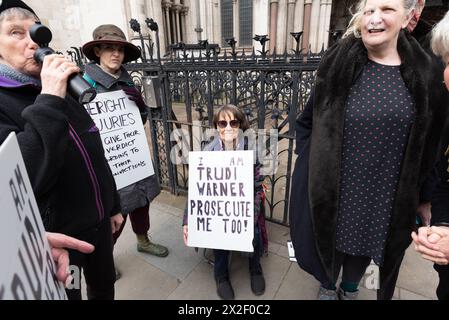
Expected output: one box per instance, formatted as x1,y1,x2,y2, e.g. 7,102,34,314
289,0,449,300
0,2,122,300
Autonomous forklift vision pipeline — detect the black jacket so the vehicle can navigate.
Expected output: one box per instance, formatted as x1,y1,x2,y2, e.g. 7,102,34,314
290,30,449,298
0,78,121,237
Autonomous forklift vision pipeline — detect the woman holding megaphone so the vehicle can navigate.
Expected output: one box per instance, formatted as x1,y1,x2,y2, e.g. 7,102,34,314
0,0,122,300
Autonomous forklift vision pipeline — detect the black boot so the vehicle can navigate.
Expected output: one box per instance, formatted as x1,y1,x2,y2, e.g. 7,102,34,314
250,264,265,296
216,276,235,300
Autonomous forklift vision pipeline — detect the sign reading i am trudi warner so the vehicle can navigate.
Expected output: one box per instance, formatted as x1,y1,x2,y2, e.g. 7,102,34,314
0,133,66,300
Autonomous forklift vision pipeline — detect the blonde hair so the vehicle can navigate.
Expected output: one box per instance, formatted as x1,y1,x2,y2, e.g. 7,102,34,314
343,0,417,39
431,10,449,62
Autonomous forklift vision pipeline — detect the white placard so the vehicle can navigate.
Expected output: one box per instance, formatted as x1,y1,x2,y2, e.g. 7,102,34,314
187,150,254,252
0,133,67,300
84,90,154,189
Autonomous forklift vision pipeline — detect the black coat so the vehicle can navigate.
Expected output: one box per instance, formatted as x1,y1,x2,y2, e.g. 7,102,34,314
289,30,449,299
0,79,121,237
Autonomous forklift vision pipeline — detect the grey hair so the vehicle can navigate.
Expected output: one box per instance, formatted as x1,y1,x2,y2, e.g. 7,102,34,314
343,0,417,39
0,7,39,30
431,10,449,62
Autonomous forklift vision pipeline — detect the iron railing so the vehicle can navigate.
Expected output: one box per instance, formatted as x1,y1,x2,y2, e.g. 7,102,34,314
67,19,324,226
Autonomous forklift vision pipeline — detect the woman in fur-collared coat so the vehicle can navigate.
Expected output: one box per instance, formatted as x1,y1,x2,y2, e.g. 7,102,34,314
289,0,449,300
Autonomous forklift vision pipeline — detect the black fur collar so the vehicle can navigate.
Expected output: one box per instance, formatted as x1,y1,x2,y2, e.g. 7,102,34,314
314,29,430,117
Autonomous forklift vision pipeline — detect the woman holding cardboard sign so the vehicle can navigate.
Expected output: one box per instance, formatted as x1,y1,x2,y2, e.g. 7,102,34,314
182,105,267,300
82,25,168,279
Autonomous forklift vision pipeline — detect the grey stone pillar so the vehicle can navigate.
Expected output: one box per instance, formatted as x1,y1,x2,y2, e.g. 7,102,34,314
174,2,182,43
162,0,173,46
286,0,297,52
302,0,312,52
269,0,279,53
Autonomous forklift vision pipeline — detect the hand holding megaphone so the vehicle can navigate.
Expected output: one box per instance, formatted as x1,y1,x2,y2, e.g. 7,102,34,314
29,22,96,104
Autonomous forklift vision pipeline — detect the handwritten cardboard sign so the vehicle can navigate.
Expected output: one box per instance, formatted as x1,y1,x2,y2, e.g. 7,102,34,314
84,90,154,189
187,150,254,252
0,133,67,300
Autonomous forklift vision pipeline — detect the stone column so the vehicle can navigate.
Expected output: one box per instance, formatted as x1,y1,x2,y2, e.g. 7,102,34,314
162,0,173,46
292,0,305,52
286,0,297,52
180,6,189,43
269,0,279,53
194,0,203,41
302,0,312,52
233,0,239,45
317,0,328,51
171,7,177,42
308,0,320,52
323,0,332,49
129,0,146,23
212,0,221,45
173,0,182,43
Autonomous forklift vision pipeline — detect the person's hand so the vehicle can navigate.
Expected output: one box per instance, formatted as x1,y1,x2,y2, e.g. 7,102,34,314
111,213,124,234
183,225,188,246
40,54,80,99
46,232,94,284
122,86,148,124
122,86,146,109
412,226,449,265
416,202,431,226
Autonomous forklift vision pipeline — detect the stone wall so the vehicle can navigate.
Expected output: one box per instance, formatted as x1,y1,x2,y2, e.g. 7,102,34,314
22,0,335,56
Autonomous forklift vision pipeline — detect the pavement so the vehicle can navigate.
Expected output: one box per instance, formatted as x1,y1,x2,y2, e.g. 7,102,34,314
111,191,439,300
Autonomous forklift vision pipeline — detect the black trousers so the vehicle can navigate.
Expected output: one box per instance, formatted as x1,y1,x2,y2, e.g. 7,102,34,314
65,218,115,300
434,264,449,300
213,231,262,279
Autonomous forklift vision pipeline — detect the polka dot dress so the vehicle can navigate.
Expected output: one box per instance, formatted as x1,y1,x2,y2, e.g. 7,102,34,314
335,60,414,265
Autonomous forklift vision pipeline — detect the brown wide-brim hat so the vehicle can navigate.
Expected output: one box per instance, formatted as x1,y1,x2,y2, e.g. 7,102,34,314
82,24,141,64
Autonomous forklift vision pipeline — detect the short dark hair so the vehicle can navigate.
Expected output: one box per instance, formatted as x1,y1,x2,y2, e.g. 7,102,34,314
213,104,250,131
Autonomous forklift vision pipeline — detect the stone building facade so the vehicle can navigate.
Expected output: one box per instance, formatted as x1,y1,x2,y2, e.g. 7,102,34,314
22,0,448,56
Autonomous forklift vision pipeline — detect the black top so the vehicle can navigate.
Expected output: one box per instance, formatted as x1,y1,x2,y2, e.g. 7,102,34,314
335,60,414,264
0,78,121,237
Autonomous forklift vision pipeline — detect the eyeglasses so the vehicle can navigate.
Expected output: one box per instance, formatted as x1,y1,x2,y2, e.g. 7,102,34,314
217,119,240,129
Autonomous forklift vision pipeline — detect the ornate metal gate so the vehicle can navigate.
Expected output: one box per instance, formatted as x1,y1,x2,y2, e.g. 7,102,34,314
69,19,324,226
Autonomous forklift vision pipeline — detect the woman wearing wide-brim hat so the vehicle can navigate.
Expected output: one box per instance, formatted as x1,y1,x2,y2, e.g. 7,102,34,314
82,24,141,64
82,25,169,280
